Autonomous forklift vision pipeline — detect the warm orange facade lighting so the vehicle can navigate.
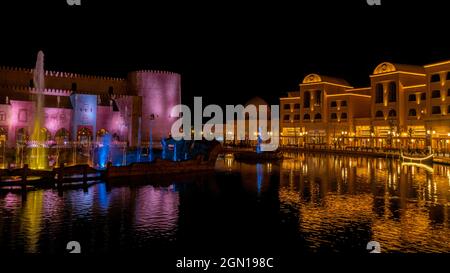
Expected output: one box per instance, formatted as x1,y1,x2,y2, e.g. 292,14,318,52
370,71,426,77
424,60,450,68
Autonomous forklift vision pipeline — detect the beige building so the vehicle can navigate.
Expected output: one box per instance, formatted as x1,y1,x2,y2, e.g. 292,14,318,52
280,61,450,152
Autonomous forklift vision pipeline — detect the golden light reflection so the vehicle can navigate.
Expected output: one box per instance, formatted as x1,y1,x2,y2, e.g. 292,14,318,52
278,152,450,252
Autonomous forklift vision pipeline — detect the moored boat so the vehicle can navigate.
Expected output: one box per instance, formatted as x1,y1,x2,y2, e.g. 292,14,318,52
400,151,434,165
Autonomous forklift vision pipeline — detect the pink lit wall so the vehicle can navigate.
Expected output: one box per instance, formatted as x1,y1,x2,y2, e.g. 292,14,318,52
44,108,72,138
96,105,126,141
128,71,181,142
9,100,35,145
8,101,73,144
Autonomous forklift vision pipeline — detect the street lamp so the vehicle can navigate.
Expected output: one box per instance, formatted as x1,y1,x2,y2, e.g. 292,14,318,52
149,113,155,161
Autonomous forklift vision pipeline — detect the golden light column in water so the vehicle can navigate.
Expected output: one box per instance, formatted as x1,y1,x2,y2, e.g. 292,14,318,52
29,51,48,169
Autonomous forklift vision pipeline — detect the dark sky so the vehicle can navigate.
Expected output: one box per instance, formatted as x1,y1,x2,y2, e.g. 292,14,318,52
0,0,448,107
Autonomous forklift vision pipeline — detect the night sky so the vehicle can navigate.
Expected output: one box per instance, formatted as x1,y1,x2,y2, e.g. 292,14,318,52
0,0,448,107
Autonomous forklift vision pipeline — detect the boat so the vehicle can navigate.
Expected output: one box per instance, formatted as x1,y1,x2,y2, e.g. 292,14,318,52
105,140,222,179
400,151,434,165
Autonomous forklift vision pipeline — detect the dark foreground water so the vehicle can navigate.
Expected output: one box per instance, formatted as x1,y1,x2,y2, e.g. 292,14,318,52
0,152,449,254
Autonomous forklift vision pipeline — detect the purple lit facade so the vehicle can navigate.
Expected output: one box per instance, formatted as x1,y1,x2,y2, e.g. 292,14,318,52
0,67,181,146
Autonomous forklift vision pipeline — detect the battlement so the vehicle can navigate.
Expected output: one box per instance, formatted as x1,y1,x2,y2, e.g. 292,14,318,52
0,66,33,73
132,70,180,76
0,66,126,82
0,85,72,96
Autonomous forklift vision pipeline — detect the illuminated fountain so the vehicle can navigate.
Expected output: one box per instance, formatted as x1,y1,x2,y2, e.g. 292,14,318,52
29,51,48,170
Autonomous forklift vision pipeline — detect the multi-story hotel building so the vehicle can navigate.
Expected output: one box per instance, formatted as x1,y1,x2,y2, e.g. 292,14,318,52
280,61,450,151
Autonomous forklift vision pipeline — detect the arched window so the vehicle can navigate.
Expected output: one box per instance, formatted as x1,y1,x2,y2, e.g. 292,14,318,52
375,110,384,118
432,90,441,98
388,82,396,102
314,113,322,120
341,113,348,119
303,92,311,108
408,94,416,102
388,109,397,117
315,90,322,105
330,101,337,107
55,128,70,143
375,83,383,103
303,113,310,120
431,74,441,83
408,109,417,116
432,106,441,115
330,113,338,119
16,128,28,144
0,127,8,141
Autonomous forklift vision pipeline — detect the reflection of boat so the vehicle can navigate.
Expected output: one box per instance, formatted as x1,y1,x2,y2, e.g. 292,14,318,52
233,150,283,162
400,151,434,165
401,162,434,173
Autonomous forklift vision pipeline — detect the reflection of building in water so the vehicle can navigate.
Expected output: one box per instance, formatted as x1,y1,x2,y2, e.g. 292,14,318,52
278,152,450,252
21,191,43,253
280,61,450,151
133,185,179,237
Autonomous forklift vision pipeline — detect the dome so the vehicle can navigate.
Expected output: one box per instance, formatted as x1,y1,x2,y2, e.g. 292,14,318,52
245,96,269,108
373,62,425,75
302,73,351,87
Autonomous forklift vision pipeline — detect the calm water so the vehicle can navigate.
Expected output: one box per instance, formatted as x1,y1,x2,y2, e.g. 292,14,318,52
0,152,449,254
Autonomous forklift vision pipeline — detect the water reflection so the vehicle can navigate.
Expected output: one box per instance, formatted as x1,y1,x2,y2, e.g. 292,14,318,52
1,153,449,253
279,152,450,252
0,184,179,253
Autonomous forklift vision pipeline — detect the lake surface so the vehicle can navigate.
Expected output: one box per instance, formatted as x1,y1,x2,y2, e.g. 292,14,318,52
0,152,449,254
